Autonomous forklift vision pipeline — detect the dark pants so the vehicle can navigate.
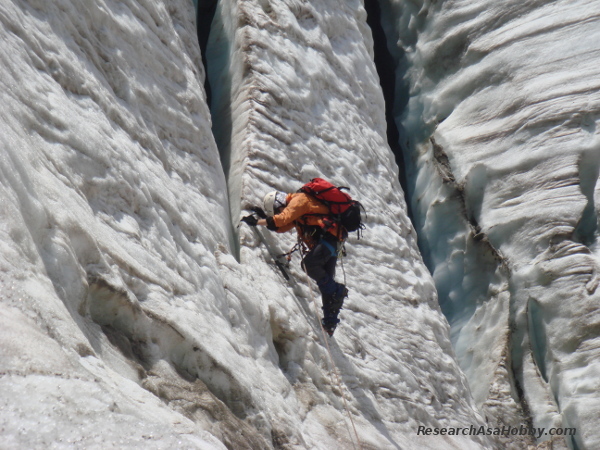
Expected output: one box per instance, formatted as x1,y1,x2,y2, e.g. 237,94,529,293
302,236,344,319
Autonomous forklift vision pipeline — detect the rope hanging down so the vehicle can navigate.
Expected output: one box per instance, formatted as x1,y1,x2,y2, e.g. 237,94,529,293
243,221,360,447
251,227,291,281
302,264,362,450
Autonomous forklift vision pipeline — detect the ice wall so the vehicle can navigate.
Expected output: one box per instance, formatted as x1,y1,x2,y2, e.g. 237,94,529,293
385,0,600,447
0,0,498,448
0,0,265,447
208,0,492,447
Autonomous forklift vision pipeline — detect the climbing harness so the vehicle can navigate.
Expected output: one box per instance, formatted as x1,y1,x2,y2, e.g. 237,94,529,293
320,239,338,258
277,241,303,263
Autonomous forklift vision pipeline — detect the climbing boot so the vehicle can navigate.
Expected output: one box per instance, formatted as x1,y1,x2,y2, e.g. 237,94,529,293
321,317,340,336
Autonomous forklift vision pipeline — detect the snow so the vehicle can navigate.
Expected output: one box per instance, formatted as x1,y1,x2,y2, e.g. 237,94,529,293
390,0,600,446
0,0,491,448
212,0,492,446
0,0,494,448
2,0,598,448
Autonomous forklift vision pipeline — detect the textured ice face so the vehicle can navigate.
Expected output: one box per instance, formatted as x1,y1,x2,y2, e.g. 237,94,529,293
8,0,599,447
390,0,600,447
0,0,488,449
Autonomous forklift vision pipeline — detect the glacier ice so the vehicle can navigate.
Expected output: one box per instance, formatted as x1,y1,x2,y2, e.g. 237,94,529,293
2,0,598,448
0,0,491,448
388,0,600,447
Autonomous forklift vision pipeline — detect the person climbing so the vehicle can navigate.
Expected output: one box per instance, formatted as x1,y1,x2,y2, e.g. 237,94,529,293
241,180,359,336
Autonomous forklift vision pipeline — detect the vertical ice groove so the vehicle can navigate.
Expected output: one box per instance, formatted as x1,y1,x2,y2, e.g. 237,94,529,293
574,148,600,246
364,0,410,213
1,0,491,443
10,0,600,446
386,0,600,447
195,0,218,105
204,0,251,257
358,17,523,421
205,0,493,447
0,0,246,447
526,298,547,382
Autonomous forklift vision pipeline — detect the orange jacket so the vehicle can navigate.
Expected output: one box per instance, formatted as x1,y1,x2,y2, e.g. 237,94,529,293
273,193,342,244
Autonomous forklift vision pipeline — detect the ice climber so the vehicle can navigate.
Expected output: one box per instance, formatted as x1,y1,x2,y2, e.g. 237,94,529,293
242,185,354,336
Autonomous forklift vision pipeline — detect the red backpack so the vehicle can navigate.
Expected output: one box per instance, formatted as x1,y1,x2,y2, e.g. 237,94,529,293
298,178,364,236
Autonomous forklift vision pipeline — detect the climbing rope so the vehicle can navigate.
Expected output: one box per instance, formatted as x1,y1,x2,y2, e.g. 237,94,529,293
302,264,362,450
340,243,347,286
255,225,361,447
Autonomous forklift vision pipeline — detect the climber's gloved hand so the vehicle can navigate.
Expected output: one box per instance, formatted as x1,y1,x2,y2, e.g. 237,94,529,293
251,207,267,219
241,215,258,226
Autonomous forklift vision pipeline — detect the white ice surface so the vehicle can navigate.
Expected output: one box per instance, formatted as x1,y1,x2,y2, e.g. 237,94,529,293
0,0,490,449
9,0,597,447
392,0,600,447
